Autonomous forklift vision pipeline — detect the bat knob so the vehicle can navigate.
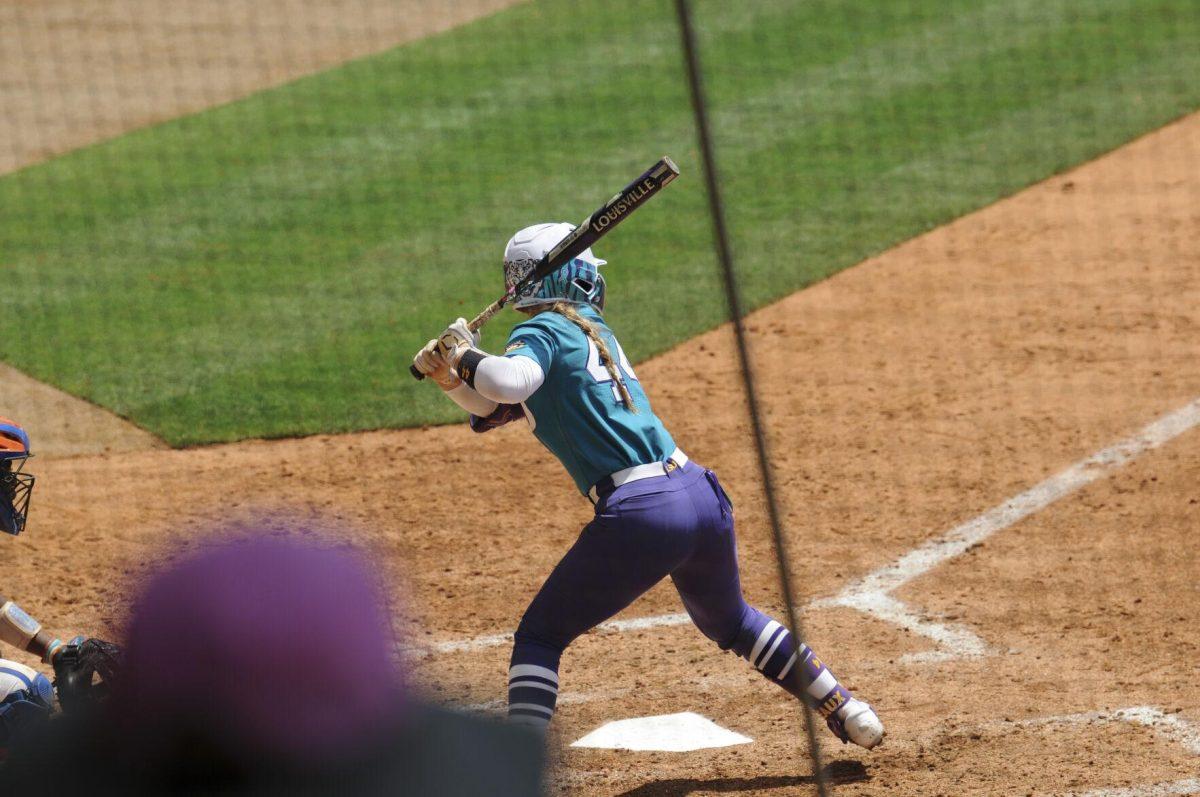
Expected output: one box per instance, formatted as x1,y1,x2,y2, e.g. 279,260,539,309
409,364,426,381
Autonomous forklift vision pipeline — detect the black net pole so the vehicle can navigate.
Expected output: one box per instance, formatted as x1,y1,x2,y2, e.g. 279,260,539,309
672,1,830,794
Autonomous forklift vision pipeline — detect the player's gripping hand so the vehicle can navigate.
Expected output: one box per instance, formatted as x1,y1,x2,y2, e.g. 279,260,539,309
413,339,462,391
436,318,481,369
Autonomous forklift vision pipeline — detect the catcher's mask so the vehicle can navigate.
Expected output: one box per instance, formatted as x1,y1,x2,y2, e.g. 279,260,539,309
0,418,34,536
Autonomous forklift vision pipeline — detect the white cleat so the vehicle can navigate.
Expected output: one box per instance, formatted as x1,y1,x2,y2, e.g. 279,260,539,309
836,698,885,750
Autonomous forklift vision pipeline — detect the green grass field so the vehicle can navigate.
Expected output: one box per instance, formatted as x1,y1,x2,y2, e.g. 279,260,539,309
2,0,1197,446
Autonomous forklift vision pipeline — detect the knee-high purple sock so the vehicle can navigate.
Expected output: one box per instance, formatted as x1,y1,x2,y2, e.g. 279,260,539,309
732,608,854,723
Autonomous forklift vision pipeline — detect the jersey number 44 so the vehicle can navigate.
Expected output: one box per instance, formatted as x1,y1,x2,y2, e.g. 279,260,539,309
585,338,638,404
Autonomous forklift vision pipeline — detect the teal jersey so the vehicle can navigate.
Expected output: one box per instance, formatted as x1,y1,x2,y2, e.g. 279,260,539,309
504,307,676,495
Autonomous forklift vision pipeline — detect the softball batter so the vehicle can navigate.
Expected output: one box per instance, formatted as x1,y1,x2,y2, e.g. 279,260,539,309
413,223,883,749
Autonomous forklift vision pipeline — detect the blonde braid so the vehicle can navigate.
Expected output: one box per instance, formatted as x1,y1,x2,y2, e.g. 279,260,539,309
550,302,637,412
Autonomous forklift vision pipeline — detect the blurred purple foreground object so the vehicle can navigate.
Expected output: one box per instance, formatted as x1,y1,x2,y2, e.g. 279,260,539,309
117,534,404,760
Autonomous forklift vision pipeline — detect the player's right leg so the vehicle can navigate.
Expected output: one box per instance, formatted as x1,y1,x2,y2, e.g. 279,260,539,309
669,468,884,750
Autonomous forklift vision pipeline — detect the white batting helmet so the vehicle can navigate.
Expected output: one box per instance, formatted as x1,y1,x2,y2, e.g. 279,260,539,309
503,222,607,310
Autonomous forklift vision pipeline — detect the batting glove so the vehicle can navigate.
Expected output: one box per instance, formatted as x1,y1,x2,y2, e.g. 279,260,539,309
413,339,461,391
436,318,481,368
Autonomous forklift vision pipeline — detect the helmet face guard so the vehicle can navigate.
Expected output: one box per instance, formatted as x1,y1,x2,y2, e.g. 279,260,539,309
0,460,33,536
0,419,33,536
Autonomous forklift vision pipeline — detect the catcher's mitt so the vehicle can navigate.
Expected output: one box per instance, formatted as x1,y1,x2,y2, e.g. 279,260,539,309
52,637,122,712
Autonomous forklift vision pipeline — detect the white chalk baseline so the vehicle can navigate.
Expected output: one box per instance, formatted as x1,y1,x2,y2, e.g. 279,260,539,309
1017,706,1199,797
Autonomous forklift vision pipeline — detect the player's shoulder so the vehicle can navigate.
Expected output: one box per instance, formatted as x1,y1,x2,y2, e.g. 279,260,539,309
509,309,577,340
505,310,569,360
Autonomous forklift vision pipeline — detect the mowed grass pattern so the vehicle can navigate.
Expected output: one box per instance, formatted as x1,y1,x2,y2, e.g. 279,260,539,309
1,0,1197,445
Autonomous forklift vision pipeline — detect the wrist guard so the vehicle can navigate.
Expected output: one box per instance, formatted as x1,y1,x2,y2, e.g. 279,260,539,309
455,348,488,389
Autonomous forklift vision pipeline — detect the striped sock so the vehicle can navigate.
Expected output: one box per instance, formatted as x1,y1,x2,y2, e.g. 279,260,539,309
734,612,854,719
507,662,559,731
793,642,856,730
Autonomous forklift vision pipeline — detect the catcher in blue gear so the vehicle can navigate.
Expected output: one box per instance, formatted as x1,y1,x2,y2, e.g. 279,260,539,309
0,419,121,716
413,223,884,749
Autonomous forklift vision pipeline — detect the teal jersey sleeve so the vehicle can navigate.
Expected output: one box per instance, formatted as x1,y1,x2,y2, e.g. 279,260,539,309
503,319,557,373
500,307,677,495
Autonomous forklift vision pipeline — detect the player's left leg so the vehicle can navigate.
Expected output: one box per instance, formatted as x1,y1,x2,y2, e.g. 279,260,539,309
508,484,702,730
669,468,884,749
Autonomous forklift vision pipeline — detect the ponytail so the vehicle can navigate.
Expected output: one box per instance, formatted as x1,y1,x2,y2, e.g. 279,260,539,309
549,302,637,413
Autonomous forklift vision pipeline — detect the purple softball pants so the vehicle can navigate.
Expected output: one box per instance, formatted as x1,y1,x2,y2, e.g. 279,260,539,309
506,461,852,730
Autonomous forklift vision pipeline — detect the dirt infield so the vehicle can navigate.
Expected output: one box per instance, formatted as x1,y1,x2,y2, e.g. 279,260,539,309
0,0,521,175
5,111,1198,795
0,364,165,457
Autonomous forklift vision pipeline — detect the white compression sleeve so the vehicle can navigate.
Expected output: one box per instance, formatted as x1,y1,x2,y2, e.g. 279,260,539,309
473,355,545,404
445,383,499,418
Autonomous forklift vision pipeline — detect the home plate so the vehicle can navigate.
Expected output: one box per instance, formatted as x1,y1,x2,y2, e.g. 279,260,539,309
570,712,753,752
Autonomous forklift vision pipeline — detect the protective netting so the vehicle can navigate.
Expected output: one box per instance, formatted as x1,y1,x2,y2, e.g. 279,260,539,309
2,1,1198,794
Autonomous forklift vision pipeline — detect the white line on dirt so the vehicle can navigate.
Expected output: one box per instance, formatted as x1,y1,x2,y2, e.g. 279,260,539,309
902,705,1200,797
457,671,758,714
1072,780,1200,797
463,687,633,714
410,398,1200,661
812,398,1200,662
981,706,1200,797
408,611,691,656
1008,706,1200,756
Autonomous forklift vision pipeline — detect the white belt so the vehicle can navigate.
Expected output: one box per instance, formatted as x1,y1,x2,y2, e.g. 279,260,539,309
588,448,689,502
